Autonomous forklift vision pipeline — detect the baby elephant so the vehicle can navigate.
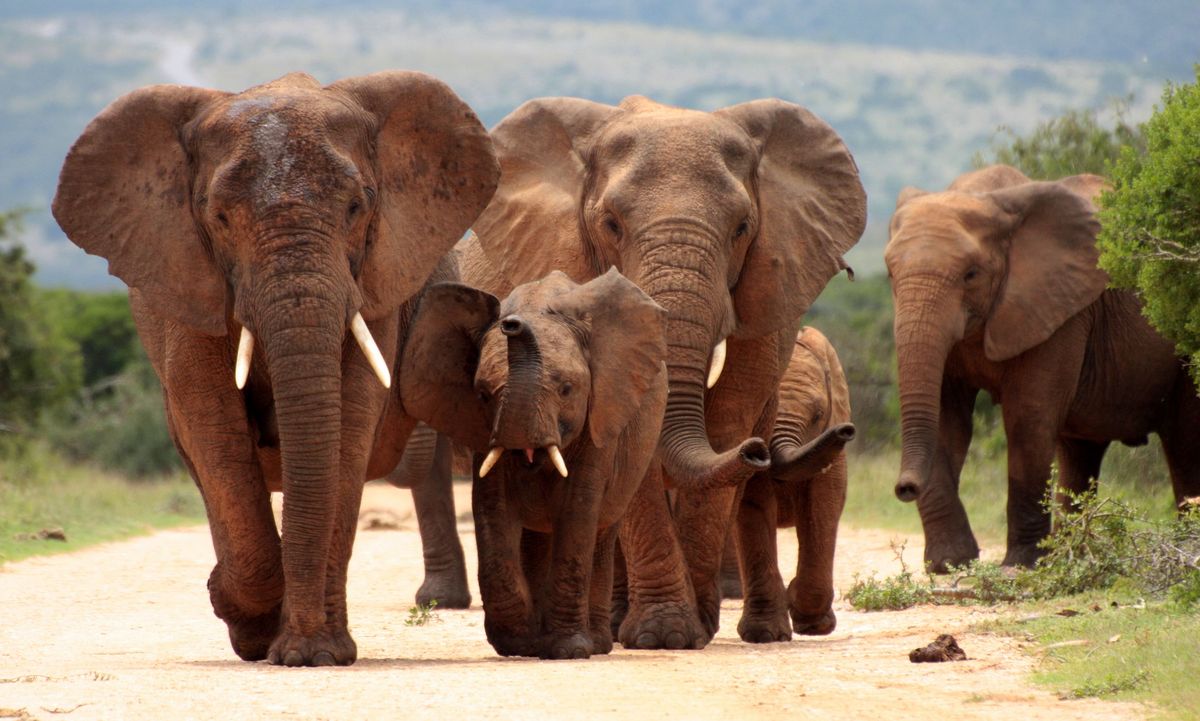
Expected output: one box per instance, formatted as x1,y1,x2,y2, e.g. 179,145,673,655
400,269,667,659
734,326,855,642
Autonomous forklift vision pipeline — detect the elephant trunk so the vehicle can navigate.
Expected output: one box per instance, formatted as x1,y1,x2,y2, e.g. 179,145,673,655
253,259,349,635
492,315,549,450
771,423,856,484
638,234,770,490
892,276,961,502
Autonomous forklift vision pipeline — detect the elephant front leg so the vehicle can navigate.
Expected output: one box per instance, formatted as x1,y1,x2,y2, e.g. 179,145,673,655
409,431,471,609
618,463,709,650
1055,439,1106,513
788,455,847,636
916,377,979,573
1002,414,1059,568
473,465,537,657
588,525,619,655
733,471,791,643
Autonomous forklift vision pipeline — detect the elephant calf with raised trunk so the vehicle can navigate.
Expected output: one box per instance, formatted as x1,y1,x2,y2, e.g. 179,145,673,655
734,326,855,641
400,269,669,659
887,165,1200,572
52,72,499,665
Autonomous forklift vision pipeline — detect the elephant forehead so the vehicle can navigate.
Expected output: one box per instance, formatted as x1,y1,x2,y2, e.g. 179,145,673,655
596,110,756,177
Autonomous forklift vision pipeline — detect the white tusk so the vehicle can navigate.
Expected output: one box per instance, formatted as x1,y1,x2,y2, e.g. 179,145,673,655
548,445,568,478
706,338,727,389
351,312,391,388
235,326,254,390
479,447,504,478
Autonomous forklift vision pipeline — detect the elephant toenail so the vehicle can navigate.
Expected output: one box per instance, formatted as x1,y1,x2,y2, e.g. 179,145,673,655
312,651,336,667
283,650,304,667
636,632,658,648
664,631,687,649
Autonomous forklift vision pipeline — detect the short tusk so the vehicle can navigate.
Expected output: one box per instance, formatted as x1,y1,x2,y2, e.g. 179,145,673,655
548,445,568,478
351,312,391,388
706,338,727,389
479,447,503,478
235,326,254,390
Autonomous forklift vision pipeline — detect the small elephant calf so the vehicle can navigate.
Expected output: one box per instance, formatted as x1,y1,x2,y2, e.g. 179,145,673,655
400,268,668,659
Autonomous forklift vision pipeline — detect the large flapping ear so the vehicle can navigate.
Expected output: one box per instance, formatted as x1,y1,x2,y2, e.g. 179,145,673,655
947,164,1031,193
982,180,1107,361
53,85,230,336
552,268,667,449
398,282,500,450
330,72,500,319
715,100,867,338
472,97,621,286
895,186,930,211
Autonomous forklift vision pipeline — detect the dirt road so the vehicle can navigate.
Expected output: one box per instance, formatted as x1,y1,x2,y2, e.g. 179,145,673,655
0,483,1145,721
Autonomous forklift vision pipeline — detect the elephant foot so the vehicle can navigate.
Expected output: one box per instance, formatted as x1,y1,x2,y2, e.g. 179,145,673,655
416,571,472,610
267,625,357,667
590,624,614,656
923,537,980,574
487,631,540,658
618,601,709,650
225,607,281,661
791,607,837,636
541,632,595,660
1001,542,1044,569
737,609,792,644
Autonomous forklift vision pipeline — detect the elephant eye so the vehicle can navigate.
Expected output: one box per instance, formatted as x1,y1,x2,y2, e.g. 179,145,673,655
734,220,750,239
964,267,979,282
347,198,362,218
478,389,492,404
559,382,573,397
602,215,622,240
216,211,230,227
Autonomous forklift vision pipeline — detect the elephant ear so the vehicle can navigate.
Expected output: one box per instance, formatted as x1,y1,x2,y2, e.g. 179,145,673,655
330,72,500,320
895,186,930,210
399,282,500,450
473,97,621,286
52,85,230,336
982,180,1107,362
715,99,867,337
552,268,667,449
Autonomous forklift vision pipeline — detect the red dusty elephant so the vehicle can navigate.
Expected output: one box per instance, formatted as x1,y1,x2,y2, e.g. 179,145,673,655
52,72,499,665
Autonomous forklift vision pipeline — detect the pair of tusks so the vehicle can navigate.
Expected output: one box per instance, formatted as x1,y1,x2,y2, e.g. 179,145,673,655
233,312,391,390
479,445,569,478
707,338,727,389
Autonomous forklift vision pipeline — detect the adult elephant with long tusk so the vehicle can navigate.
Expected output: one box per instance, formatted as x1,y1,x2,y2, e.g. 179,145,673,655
470,95,866,647
52,71,499,666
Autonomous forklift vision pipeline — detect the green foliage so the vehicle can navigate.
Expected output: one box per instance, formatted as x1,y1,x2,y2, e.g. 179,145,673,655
36,289,140,388
404,599,440,626
972,100,1146,179
845,542,933,611
1099,67,1200,386
1066,671,1150,700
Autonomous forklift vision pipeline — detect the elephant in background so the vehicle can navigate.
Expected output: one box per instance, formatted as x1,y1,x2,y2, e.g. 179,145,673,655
886,164,1200,572
52,72,499,665
383,423,471,609
472,95,865,647
400,269,669,659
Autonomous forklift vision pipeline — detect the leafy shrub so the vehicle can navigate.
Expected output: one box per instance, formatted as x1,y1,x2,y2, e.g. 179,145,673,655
846,542,933,610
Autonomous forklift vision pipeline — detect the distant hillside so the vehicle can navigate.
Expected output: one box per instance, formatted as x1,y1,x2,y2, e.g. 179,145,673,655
0,6,1189,286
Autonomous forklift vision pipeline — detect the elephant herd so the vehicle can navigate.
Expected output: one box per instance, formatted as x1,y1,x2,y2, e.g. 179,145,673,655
51,70,1200,666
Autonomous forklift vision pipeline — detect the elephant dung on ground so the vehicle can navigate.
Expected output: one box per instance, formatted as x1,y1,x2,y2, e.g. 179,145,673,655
401,269,669,659
472,94,866,647
52,72,499,665
886,164,1200,572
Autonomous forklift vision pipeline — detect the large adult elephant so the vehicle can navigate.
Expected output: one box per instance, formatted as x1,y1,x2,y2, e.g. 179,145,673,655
52,72,499,665
472,95,865,646
886,165,1200,572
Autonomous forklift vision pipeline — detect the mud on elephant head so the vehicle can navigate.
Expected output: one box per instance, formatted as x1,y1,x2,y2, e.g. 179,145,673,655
399,268,668,473
471,95,866,488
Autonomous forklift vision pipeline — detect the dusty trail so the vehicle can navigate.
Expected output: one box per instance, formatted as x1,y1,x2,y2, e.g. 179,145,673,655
0,483,1144,720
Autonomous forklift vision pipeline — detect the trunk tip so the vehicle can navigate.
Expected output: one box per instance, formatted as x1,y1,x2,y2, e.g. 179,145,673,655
895,470,922,502
739,438,771,470
832,422,856,444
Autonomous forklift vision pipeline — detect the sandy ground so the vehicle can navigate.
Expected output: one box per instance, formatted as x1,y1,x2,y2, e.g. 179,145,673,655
0,483,1147,721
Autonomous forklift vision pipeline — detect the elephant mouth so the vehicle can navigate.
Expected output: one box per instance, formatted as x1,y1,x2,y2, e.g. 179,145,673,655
479,445,569,477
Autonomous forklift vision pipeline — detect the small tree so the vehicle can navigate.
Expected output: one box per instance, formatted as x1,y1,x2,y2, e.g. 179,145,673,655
1098,68,1200,385
973,101,1145,180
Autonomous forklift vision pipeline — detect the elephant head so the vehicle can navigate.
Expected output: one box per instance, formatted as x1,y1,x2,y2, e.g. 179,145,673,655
400,269,668,478
771,328,855,483
885,165,1107,502
472,96,866,488
53,72,498,613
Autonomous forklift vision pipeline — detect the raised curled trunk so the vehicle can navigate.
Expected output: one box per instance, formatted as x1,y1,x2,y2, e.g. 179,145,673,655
638,231,769,490
892,277,959,502
257,270,346,635
771,423,856,483
493,316,546,449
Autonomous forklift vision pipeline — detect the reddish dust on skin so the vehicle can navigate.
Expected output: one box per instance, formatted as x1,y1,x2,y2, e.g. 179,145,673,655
0,484,1145,721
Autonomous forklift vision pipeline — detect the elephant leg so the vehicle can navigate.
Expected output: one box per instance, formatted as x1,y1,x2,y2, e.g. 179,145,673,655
537,478,605,660
916,376,979,573
788,454,847,636
610,538,629,638
402,429,471,609
1055,438,1106,512
589,524,619,655
1002,411,1060,568
718,524,744,600
161,335,284,662
1160,378,1200,506
674,483,741,639
733,470,791,643
473,463,536,657
618,462,709,650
